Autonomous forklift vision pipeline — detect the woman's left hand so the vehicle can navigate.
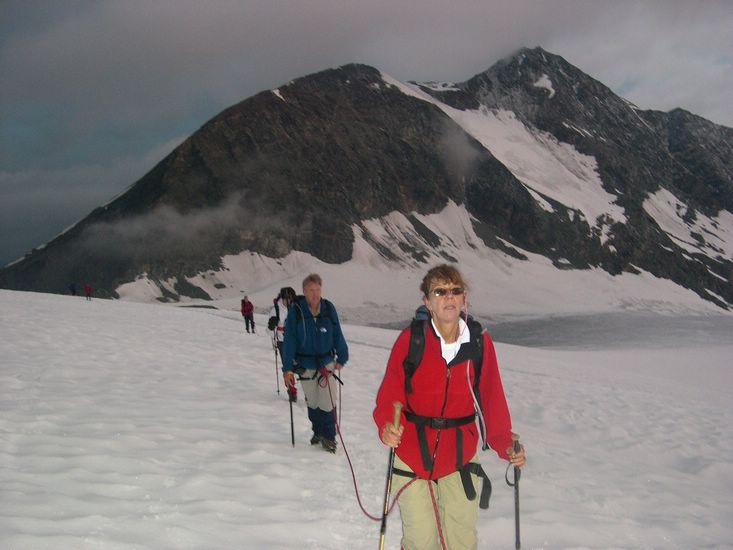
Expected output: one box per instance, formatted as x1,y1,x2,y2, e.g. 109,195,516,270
506,444,526,468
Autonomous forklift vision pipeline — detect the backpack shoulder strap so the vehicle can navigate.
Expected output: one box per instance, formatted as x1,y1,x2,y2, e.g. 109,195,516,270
465,317,489,450
322,299,337,323
293,296,305,321
403,318,426,394
466,317,484,391
293,298,337,323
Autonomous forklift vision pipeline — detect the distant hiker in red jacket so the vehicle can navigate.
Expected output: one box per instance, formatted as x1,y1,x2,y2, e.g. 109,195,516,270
374,264,525,550
84,283,92,301
241,295,255,333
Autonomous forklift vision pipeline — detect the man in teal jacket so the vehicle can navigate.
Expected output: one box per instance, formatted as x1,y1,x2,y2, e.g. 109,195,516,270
282,273,349,453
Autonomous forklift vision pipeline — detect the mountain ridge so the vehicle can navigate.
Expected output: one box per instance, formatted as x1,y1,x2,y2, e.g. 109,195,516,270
1,47,731,313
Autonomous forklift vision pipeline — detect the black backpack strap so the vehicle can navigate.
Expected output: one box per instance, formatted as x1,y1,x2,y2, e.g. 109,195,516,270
294,298,338,325
403,318,426,394
295,349,335,360
404,410,476,472
322,299,337,324
466,318,484,391
403,411,476,429
404,408,434,471
392,467,416,479
465,318,489,449
293,297,305,321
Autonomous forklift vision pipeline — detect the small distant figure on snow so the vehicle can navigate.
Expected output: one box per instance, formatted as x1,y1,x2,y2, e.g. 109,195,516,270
241,295,255,333
68,282,77,296
84,283,92,301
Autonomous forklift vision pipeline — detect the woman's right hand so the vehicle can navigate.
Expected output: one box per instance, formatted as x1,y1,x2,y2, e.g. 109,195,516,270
381,422,404,448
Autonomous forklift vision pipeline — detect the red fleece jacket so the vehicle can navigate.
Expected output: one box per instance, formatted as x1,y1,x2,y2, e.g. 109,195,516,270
373,323,513,479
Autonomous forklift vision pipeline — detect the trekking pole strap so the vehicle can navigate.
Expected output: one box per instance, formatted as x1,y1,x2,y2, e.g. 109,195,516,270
460,462,492,509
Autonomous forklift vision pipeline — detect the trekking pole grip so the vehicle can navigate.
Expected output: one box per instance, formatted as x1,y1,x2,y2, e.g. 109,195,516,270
512,433,522,480
392,401,403,430
512,433,521,482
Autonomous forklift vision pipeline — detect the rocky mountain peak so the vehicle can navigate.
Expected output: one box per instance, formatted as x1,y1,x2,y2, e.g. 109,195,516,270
0,49,730,312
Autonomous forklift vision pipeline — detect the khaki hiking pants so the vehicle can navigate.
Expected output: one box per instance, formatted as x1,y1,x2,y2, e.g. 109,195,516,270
391,454,481,550
300,362,338,412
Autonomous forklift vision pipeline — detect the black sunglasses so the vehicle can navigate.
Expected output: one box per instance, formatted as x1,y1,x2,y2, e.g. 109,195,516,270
429,287,465,297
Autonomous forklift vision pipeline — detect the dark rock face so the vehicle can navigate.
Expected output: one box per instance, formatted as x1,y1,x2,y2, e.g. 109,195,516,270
1,50,731,309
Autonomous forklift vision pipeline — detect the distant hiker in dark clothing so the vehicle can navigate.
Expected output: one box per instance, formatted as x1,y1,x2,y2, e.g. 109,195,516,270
374,264,525,550
268,286,297,401
282,273,349,453
241,295,255,333
84,283,92,301
68,282,76,296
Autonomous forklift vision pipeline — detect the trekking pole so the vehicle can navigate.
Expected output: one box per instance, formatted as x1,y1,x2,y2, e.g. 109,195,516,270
505,433,522,549
338,370,342,426
378,401,402,550
273,337,280,395
289,390,295,447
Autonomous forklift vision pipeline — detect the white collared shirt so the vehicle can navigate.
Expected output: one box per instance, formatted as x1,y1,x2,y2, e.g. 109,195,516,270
431,317,470,364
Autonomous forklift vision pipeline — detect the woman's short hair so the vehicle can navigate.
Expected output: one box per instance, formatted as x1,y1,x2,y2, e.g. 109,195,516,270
302,273,322,288
420,264,468,296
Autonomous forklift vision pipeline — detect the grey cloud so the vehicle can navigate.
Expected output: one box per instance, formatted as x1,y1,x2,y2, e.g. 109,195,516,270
0,136,184,266
438,120,482,186
76,191,284,269
5,1,730,133
78,198,244,261
544,1,733,124
1,0,731,266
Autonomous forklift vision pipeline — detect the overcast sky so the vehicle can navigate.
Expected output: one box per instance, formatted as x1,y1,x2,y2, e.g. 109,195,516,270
1,0,732,267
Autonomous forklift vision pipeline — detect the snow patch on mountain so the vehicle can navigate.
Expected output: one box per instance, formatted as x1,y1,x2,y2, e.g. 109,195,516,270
381,72,625,242
442,107,625,242
115,200,728,324
643,187,733,260
533,74,556,98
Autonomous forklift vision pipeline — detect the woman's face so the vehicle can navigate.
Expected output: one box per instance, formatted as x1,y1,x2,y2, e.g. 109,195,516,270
423,278,466,325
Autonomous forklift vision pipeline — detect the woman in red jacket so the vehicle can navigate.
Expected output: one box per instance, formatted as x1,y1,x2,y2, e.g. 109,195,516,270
374,264,525,550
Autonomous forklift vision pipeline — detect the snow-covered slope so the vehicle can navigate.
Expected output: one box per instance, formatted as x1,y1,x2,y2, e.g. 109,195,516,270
383,73,626,242
2,290,732,549
117,200,729,323
643,187,733,260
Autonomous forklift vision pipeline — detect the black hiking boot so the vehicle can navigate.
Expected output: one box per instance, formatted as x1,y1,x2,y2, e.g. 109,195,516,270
310,434,322,445
321,437,337,453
